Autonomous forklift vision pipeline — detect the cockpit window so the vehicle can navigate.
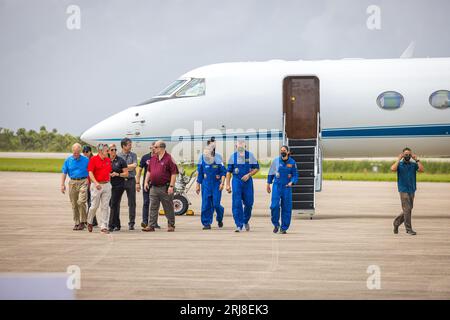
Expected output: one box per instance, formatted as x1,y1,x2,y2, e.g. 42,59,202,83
136,78,206,106
176,78,206,97
157,79,188,96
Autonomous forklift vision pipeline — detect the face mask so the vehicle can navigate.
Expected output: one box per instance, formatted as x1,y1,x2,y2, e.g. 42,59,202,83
403,155,411,162
203,148,214,164
281,152,288,158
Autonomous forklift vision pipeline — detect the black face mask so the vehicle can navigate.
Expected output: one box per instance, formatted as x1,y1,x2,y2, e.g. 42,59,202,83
403,155,411,162
281,152,288,158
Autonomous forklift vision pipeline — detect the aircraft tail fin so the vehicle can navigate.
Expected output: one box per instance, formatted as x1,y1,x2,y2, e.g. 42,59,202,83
400,41,416,59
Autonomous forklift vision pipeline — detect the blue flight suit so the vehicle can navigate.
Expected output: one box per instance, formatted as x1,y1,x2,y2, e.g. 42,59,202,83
227,151,260,229
197,153,226,227
267,156,298,231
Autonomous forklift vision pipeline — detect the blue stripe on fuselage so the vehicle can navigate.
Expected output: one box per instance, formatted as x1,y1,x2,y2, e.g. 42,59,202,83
91,124,450,142
321,124,450,139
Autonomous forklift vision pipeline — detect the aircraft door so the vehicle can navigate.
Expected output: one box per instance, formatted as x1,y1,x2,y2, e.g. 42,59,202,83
283,76,320,139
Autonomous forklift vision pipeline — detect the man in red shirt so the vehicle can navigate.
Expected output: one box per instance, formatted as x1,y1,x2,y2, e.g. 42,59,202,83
87,144,113,234
143,140,178,232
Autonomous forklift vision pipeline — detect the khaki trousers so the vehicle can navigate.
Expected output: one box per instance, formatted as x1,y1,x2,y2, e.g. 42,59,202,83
87,183,112,230
69,179,88,224
394,192,415,232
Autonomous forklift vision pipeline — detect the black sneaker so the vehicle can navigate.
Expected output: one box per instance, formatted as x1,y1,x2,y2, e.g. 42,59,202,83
273,226,279,233
108,227,114,232
113,227,120,232
155,224,161,229
203,225,211,230
218,221,223,228
407,230,417,235
280,229,287,234
244,223,250,231
129,225,135,231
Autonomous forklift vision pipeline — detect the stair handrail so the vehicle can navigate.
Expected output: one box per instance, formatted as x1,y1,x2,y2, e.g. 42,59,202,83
314,112,320,175
315,111,323,192
282,112,287,145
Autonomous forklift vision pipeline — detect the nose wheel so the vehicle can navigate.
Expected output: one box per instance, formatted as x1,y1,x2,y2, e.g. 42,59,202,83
173,194,189,216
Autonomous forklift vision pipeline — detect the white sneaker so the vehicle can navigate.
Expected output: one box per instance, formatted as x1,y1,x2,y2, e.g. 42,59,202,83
234,227,242,233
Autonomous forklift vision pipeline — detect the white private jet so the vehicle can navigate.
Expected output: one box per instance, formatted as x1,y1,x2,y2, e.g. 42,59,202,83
81,57,450,214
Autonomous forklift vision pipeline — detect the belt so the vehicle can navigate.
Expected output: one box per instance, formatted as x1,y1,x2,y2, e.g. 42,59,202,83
71,177,87,181
98,181,110,184
124,177,135,181
152,183,169,187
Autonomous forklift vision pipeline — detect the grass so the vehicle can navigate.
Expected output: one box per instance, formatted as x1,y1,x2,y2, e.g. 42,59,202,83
0,158,64,173
1,158,449,182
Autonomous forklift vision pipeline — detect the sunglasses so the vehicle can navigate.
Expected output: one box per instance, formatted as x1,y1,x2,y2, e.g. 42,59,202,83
110,148,117,151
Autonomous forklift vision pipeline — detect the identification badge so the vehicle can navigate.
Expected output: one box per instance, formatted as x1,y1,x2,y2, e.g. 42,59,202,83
204,174,207,179
213,165,218,168
234,168,239,175
275,172,280,178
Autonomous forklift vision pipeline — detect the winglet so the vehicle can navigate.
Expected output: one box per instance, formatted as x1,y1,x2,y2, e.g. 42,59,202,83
400,41,415,59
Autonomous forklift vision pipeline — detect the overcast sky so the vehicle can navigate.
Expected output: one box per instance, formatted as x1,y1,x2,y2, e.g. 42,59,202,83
1,0,449,135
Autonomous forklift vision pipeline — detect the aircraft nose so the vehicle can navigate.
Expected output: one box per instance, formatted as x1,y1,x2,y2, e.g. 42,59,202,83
80,126,96,146
80,108,135,146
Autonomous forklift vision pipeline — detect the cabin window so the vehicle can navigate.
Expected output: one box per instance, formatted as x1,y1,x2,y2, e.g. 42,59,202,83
429,90,449,109
176,78,205,97
376,91,404,110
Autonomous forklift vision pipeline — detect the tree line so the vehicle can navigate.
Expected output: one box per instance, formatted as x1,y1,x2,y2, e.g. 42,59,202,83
0,126,85,152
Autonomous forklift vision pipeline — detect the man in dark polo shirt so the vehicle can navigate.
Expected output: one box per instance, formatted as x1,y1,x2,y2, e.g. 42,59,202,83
108,143,129,232
136,142,160,229
118,138,138,230
391,147,424,236
82,145,98,227
143,140,178,232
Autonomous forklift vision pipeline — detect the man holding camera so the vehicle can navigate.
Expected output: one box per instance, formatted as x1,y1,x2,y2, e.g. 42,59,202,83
391,147,424,236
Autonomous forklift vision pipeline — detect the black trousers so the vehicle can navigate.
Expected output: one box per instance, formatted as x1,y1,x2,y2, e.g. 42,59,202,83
123,178,136,226
142,185,150,225
109,184,125,229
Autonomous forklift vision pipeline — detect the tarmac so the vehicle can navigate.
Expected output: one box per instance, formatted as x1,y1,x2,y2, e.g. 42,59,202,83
0,171,449,299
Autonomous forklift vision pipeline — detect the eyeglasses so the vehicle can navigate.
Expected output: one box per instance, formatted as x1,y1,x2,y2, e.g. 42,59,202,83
154,146,160,149
110,148,117,151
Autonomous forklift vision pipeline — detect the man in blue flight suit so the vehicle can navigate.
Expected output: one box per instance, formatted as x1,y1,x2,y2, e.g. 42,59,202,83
266,146,299,234
196,139,226,230
225,140,260,232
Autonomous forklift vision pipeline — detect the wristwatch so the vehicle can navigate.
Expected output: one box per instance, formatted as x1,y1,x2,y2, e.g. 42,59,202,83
169,185,174,188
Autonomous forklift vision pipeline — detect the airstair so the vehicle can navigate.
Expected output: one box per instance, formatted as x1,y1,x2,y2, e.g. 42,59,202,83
283,113,322,219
